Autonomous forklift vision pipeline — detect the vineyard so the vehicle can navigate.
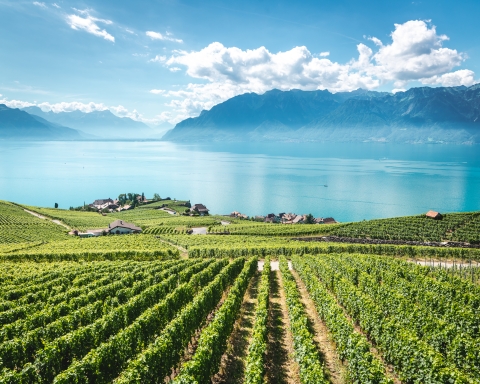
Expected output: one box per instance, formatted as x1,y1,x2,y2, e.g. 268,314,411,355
1,253,480,383
0,235,180,262
0,202,68,244
328,211,480,243
1,200,480,382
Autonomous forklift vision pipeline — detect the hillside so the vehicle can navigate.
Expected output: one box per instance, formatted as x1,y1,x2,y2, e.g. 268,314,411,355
22,107,156,139
163,84,480,144
0,104,86,140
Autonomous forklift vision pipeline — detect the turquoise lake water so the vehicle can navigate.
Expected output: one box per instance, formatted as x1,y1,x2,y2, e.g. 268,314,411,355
0,140,479,222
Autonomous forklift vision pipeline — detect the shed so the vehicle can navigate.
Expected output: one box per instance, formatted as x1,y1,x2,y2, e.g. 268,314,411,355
323,217,338,224
426,210,443,220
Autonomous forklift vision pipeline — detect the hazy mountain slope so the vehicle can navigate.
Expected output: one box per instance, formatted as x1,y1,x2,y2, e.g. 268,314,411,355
22,107,155,139
0,104,85,140
163,85,480,144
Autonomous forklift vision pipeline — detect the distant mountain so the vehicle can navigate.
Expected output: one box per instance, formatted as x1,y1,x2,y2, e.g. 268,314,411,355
22,107,156,139
0,104,86,140
163,85,480,144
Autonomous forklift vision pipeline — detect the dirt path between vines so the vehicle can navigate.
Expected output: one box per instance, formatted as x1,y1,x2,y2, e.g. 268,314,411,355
24,209,71,230
157,238,188,258
212,271,260,384
264,269,300,384
307,265,402,384
290,268,347,384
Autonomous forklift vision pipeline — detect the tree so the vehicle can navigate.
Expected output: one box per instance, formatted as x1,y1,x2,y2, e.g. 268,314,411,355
153,193,161,201
304,213,315,224
54,203,58,209
141,192,145,201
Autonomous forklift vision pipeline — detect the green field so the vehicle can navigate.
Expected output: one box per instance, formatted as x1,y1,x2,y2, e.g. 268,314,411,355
1,199,480,383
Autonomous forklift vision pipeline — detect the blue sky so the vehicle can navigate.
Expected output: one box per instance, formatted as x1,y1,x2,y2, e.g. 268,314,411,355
0,0,479,127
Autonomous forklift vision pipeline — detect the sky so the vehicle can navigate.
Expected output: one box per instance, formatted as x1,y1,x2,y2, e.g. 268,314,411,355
0,0,479,127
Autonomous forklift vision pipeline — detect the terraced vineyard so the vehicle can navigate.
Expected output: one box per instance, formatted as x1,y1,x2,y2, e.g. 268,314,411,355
328,211,480,242
209,222,335,237
0,202,67,244
0,234,180,261
23,206,113,231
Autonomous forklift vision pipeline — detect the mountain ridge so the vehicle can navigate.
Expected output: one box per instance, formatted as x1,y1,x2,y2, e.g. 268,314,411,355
22,107,156,139
163,85,480,144
0,104,86,140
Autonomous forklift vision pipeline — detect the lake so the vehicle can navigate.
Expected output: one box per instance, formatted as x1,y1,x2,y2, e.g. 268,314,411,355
0,140,479,222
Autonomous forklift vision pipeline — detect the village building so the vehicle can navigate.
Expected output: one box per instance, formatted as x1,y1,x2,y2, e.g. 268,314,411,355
426,210,443,220
97,202,119,211
292,214,305,224
230,211,248,219
192,204,209,215
265,213,280,223
108,220,142,234
92,198,114,209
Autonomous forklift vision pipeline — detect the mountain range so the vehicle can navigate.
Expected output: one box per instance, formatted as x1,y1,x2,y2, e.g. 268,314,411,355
163,85,480,144
22,107,155,139
0,104,85,140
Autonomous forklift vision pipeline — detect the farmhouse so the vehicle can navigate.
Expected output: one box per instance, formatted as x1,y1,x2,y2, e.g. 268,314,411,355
192,204,209,215
92,198,114,209
108,220,142,234
426,210,443,220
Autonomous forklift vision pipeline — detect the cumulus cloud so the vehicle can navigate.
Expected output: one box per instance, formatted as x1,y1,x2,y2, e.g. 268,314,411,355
421,69,476,87
157,20,477,122
367,20,465,84
162,43,379,120
66,10,115,42
146,31,183,43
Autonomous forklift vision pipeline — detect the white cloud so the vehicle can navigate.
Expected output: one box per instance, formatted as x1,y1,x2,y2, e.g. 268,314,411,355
0,98,36,109
37,101,109,113
368,37,383,47
150,89,165,94
421,69,476,87
66,11,115,42
391,88,406,94
33,2,46,7
148,55,166,63
162,43,379,121
157,20,476,122
146,31,183,43
0,95,169,126
52,3,60,8
365,20,465,84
